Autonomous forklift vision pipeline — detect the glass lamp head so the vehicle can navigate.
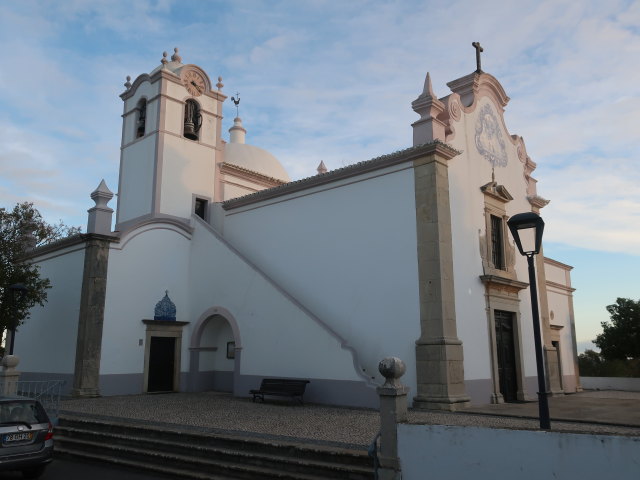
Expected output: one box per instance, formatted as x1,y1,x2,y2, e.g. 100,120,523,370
507,212,544,256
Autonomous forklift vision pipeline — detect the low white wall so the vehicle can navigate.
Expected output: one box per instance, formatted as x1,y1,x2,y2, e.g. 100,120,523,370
398,424,640,480
580,377,640,392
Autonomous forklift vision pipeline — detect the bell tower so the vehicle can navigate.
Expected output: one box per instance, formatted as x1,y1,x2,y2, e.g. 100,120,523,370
116,48,226,230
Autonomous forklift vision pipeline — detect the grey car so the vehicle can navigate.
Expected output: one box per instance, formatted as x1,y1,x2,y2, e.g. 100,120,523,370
0,397,53,479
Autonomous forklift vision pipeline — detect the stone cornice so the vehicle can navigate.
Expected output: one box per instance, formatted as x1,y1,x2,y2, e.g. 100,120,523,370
115,215,194,238
223,141,460,210
121,67,226,102
219,162,287,188
142,319,190,327
480,274,529,293
546,280,576,293
528,195,550,209
21,233,119,260
544,257,573,271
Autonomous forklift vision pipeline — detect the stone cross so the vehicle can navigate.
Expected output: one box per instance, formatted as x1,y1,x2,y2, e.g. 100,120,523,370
472,41,484,73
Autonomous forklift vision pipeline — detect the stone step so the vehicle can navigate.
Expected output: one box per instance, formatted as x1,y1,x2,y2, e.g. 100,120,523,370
56,446,226,480
56,436,331,480
57,414,370,467
55,431,373,480
55,414,374,480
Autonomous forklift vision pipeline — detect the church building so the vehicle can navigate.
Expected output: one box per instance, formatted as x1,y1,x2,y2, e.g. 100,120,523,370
17,47,581,409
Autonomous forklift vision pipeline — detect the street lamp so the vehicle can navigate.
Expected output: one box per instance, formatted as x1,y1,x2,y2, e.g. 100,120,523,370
507,212,551,430
7,283,28,356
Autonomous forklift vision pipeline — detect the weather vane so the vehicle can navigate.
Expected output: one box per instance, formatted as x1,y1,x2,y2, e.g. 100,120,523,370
231,92,240,117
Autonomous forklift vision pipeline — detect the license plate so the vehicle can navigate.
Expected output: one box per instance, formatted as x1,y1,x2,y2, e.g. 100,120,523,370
3,432,33,443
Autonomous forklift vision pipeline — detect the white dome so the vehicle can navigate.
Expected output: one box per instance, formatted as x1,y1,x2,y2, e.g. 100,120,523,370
224,143,290,182
224,117,289,182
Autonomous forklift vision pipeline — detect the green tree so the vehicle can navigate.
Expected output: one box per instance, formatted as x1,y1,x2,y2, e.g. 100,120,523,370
0,202,81,335
578,349,640,377
594,297,640,361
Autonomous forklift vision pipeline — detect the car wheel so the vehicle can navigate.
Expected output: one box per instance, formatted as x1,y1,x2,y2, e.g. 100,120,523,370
22,465,46,479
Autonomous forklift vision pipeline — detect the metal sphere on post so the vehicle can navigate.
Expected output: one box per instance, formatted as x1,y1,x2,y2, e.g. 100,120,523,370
507,212,551,430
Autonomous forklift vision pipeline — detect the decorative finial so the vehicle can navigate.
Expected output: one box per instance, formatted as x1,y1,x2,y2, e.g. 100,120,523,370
378,357,407,388
171,47,182,63
216,76,224,91
422,72,435,96
317,161,327,175
231,92,240,116
472,41,484,73
124,75,132,90
161,51,168,65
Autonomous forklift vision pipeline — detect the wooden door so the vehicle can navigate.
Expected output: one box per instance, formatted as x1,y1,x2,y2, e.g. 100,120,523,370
495,310,518,402
147,336,176,392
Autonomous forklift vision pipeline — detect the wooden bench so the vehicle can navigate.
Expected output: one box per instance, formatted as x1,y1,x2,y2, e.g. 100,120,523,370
250,379,310,405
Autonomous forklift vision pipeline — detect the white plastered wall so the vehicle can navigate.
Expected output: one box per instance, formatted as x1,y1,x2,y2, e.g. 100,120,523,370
117,138,156,223
188,220,361,381
544,261,576,377
16,245,85,374
446,96,538,381
157,134,216,219
101,225,192,375
221,164,421,391
118,78,160,224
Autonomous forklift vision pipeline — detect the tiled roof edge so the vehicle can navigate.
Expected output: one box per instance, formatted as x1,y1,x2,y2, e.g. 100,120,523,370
222,141,459,210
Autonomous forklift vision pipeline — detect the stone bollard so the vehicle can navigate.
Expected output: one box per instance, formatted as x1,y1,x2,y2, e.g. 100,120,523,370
376,357,409,480
0,355,21,396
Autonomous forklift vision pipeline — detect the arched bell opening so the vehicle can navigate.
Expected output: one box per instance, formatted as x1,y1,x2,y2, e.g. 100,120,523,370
189,309,240,393
183,99,202,141
136,98,147,138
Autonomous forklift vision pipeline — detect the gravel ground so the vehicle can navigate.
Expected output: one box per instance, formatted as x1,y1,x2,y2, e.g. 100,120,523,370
60,390,640,447
61,392,380,447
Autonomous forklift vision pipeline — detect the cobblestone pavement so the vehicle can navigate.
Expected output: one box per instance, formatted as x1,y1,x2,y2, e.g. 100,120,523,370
59,390,640,448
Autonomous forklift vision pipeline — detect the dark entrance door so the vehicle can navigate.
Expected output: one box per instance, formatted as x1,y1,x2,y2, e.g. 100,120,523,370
147,336,176,392
495,310,518,402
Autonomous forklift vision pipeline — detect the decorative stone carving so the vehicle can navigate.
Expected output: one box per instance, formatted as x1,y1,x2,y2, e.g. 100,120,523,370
171,47,182,63
516,142,526,163
475,103,507,167
154,291,177,321
87,180,114,235
448,94,461,122
378,357,406,388
411,72,447,144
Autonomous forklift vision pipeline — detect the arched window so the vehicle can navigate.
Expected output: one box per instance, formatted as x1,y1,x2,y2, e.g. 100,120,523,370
184,99,202,141
136,99,147,138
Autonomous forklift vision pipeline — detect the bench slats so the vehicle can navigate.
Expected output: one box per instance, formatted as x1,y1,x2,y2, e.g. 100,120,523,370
250,379,310,405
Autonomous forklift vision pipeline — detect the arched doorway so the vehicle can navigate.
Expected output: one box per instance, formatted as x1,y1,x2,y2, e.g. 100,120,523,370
189,308,240,393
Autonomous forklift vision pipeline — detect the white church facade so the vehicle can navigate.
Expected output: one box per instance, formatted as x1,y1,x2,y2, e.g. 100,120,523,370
17,48,581,409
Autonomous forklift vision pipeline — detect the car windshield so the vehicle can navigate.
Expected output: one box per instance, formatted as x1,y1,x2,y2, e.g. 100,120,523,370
0,400,48,425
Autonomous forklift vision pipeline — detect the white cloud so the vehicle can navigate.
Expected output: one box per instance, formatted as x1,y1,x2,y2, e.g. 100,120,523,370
0,0,638,259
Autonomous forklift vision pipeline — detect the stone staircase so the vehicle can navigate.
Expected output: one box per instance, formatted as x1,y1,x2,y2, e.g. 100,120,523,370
54,413,375,479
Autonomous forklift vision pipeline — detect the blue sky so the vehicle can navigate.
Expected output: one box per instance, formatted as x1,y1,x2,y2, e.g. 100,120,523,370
1,0,639,350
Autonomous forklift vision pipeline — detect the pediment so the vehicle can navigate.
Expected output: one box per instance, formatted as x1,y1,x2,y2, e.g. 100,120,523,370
447,72,510,111
480,181,513,203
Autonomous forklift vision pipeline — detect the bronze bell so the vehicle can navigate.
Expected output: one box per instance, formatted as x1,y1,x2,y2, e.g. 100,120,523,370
184,121,198,140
